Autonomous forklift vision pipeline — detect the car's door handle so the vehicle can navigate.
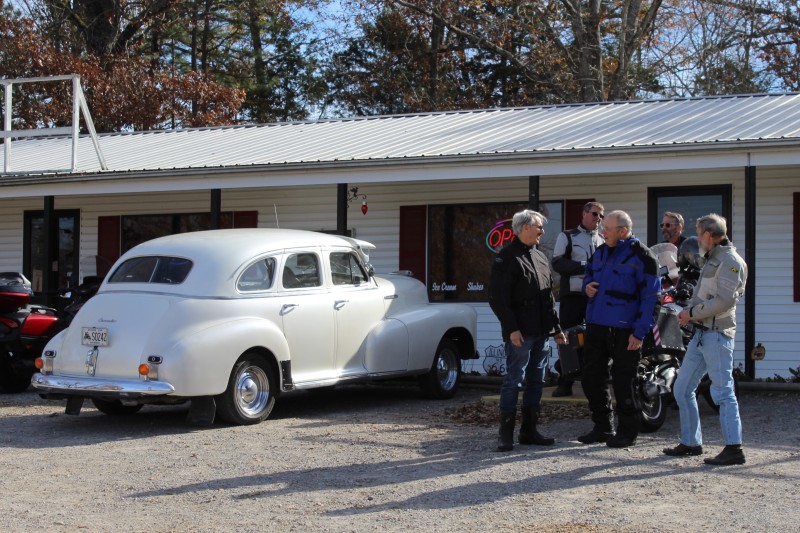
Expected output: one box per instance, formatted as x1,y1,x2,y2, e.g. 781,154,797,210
334,300,348,309
384,295,399,300
281,303,299,314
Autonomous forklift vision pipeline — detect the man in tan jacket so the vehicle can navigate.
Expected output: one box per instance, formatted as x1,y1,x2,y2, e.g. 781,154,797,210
663,213,748,465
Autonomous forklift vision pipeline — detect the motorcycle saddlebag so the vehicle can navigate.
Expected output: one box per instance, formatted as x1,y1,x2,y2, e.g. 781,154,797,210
642,306,685,356
557,324,586,377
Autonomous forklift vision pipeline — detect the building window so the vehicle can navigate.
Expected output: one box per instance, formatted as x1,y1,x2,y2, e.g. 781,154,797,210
23,210,80,295
647,185,733,246
121,212,238,252
425,201,563,303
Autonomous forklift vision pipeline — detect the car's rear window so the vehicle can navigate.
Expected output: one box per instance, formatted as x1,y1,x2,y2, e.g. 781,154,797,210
108,256,193,284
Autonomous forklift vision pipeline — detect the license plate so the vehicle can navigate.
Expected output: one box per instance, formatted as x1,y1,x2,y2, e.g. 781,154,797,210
81,327,109,347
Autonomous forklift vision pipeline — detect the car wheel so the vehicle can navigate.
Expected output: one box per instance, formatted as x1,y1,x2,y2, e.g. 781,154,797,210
91,398,144,415
419,338,461,399
216,353,276,425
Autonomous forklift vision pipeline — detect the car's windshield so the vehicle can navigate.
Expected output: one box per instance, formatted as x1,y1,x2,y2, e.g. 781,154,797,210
108,256,193,284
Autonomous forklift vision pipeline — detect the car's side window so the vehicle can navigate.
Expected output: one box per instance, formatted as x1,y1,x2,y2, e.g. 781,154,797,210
330,252,368,286
237,257,275,292
282,253,321,288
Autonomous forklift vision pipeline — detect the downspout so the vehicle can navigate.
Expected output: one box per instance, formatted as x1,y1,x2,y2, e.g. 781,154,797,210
43,196,57,308
744,164,756,378
210,189,221,229
337,183,347,236
529,176,540,211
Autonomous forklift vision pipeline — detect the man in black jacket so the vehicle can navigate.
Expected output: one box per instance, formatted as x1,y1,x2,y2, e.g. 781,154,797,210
489,209,567,452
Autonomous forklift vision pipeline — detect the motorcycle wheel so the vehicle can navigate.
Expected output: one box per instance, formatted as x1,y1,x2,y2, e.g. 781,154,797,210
0,359,35,394
638,391,668,432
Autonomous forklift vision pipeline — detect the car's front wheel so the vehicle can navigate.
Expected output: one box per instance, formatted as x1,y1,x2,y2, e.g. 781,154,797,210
419,338,461,399
215,353,276,425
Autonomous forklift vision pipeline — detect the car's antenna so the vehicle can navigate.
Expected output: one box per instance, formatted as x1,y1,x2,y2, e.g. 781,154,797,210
273,204,280,228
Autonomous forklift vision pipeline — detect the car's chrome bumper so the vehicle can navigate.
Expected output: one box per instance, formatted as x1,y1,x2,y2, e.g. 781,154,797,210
31,374,175,397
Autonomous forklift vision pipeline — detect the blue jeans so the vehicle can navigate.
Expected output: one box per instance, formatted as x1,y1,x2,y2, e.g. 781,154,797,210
673,330,742,446
499,335,548,413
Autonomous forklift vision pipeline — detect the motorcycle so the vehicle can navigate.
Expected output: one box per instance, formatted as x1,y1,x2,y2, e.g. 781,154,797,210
0,273,60,393
0,256,108,393
632,238,738,432
558,238,726,433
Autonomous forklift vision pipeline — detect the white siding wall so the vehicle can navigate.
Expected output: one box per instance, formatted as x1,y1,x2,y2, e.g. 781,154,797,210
2,166,794,379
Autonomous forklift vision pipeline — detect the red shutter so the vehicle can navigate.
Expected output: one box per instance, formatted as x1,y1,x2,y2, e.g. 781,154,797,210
97,216,121,266
565,199,594,229
233,211,258,228
399,205,427,283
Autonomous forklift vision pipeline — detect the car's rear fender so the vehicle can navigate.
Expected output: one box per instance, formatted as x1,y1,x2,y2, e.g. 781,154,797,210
388,304,477,371
158,317,289,397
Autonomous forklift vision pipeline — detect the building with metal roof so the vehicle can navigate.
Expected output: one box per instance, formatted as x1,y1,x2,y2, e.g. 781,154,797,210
1,91,799,379
3,93,800,180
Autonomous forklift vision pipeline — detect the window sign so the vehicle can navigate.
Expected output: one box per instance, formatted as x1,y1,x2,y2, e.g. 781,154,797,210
427,201,563,302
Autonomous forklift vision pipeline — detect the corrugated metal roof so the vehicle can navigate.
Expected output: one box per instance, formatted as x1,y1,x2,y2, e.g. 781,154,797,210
3,93,800,177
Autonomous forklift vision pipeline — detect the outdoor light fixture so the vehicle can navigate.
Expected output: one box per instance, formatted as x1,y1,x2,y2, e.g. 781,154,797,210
346,187,368,215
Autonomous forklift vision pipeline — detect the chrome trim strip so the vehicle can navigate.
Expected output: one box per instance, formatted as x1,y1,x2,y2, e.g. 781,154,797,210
31,374,175,396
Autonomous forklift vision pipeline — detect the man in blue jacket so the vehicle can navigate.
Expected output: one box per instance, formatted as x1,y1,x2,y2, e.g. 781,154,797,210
578,210,660,448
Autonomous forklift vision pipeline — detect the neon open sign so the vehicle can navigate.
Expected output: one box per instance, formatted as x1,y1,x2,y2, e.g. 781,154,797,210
485,219,516,253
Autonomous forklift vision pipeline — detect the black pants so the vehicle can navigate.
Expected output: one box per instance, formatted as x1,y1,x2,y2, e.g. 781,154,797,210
555,294,588,387
580,324,641,435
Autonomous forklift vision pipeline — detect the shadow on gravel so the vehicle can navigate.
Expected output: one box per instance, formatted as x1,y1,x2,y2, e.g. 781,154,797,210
0,382,464,449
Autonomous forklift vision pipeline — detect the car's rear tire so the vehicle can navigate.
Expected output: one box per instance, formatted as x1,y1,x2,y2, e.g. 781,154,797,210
91,398,144,415
419,338,461,399
216,353,276,425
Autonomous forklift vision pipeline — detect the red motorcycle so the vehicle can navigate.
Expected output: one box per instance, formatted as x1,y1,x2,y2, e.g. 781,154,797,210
0,273,61,393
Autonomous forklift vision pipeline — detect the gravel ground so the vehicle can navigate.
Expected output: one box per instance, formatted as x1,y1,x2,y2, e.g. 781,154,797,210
1,383,798,533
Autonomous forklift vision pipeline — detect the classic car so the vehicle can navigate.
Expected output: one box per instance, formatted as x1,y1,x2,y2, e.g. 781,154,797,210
32,229,478,425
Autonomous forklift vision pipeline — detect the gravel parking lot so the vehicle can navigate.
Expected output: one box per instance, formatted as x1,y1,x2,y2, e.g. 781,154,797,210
1,383,798,533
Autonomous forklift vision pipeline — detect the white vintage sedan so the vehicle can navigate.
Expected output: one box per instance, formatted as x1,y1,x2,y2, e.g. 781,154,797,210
32,229,478,425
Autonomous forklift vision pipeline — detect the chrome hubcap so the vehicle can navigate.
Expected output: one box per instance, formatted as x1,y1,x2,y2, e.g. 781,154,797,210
235,365,270,417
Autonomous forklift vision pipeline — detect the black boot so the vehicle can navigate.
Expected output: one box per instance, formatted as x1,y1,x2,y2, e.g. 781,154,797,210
496,411,516,452
519,407,555,446
578,412,614,444
704,445,745,465
607,413,639,448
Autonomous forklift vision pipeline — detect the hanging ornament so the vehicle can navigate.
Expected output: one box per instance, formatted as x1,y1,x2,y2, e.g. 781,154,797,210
361,201,368,215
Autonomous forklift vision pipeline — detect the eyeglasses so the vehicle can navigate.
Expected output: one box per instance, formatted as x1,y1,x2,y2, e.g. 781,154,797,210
590,212,604,219
660,223,674,228
528,223,544,230
601,225,624,232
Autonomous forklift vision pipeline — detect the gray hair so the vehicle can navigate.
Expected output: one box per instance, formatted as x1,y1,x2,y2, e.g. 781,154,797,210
697,213,727,238
664,211,684,227
511,209,547,235
606,210,633,234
